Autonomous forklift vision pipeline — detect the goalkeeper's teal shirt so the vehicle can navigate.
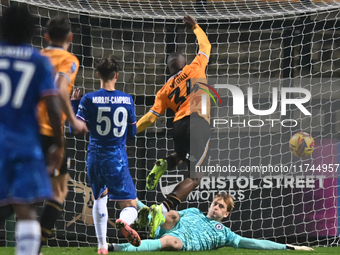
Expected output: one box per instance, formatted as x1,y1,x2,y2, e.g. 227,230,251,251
155,208,241,251
155,208,287,251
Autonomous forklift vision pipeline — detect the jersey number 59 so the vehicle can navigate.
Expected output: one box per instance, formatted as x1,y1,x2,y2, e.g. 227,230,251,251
96,106,127,137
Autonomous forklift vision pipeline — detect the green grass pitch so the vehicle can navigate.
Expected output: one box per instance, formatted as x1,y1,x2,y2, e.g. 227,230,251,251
1,246,340,255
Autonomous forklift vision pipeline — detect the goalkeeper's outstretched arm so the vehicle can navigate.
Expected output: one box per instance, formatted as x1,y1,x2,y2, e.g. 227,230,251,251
236,237,314,251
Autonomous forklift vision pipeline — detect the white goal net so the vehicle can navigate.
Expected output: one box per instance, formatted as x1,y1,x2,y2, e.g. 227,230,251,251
0,0,340,248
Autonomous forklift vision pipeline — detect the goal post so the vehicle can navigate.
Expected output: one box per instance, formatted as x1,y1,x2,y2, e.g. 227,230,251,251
0,0,339,247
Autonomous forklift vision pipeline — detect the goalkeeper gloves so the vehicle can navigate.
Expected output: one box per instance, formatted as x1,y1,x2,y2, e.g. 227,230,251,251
286,244,314,251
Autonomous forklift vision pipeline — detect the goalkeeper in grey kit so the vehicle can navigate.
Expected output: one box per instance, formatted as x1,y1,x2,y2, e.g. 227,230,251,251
108,193,313,252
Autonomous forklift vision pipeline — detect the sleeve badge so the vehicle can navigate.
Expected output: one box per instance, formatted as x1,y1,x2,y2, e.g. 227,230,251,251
71,62,77,73
215,223,223,231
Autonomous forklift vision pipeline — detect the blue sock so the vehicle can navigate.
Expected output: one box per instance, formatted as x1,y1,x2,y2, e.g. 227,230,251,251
137,200,147,210
115,239,162,251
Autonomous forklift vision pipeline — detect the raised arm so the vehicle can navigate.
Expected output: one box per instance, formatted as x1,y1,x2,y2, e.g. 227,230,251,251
184,15,211,58
69,88,86,134
44,94,63,174
70,87,81,109
44,95,63,148
57,76,87,134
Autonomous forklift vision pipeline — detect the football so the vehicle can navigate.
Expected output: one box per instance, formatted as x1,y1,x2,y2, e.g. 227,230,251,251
289,132,315,157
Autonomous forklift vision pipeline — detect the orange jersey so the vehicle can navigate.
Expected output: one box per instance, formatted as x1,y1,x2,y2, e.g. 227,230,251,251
38,47,79,136
150,53,211,123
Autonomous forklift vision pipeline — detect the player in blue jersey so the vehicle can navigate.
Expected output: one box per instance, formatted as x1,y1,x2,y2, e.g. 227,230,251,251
71,55,140,254
0,6,63,255
108,193,313,252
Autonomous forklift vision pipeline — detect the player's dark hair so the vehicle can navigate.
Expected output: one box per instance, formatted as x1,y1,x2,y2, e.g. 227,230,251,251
215,192,235,213
1,6,35,44
46,17,71,42
96,55,120,82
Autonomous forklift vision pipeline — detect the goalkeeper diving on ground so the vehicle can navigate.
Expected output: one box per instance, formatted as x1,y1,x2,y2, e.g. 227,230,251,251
109,193,313,252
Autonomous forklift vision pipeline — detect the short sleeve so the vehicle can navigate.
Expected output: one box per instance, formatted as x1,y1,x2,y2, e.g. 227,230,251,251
150,87,168,116
58,56,79,84
190,53,209,70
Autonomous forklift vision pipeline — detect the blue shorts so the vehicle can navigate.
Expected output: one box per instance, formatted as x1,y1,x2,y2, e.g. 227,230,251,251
87,146,137,200
0,139,53,205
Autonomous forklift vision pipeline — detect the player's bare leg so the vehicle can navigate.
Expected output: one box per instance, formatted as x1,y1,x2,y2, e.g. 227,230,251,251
52,172,69,204
172,177,202,201
116,199,141,247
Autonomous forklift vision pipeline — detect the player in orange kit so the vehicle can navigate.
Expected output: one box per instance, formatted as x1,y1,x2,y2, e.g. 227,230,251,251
37,17,88,251
136,15,211,218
